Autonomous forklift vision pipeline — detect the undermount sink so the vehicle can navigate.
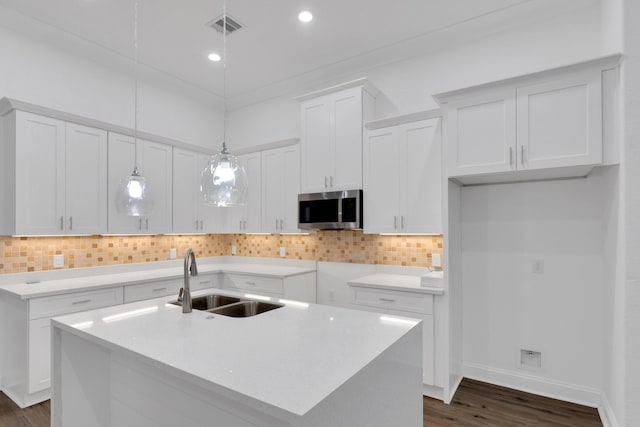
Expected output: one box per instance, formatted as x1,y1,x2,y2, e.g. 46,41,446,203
169,294,241,310
169,294,283,317
210,301,283,318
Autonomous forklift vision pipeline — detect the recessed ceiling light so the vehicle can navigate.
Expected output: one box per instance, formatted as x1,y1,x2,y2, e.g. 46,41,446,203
208,52,221,62
298,11,313,23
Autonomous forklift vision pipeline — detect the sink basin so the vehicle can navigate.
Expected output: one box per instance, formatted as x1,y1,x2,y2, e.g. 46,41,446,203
210,301,283,318
169,294,241,310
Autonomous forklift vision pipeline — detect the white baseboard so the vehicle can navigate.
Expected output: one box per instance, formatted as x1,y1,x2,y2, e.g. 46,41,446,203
422,384,444,401
446,374,463,404
598,392,620,427
462,362,601,408
2,385,50,408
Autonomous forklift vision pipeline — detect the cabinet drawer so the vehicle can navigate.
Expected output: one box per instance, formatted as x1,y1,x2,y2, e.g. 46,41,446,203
351,286,433,315
29,287,124,320
190,273,220,291
124,279,182,303
223,274,283,296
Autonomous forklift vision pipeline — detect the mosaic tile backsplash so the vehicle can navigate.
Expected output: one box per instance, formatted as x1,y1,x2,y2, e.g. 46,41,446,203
0,232,443,274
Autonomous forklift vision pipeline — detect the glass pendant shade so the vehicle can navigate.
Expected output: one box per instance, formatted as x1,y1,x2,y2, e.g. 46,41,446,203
116,166,154,216
201,146,247,207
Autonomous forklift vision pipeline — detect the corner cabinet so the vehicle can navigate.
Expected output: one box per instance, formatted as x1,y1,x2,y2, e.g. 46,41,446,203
262,145,300,233
436,56,621,184
298,79,377,193
0,110,107,235
107,132,172,234
364,115,442,234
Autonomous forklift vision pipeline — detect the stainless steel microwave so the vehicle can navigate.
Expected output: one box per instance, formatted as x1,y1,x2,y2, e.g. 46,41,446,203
298,190,363,230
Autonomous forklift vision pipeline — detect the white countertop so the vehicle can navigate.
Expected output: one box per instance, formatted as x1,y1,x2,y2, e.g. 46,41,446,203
0,261,316,300
348,273,444,295
51,288,420,417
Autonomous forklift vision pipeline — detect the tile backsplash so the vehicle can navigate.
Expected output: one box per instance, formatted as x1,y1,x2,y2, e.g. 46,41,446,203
0,232,443,274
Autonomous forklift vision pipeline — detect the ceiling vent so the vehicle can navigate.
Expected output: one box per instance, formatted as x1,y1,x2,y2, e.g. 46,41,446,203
206,14,244,35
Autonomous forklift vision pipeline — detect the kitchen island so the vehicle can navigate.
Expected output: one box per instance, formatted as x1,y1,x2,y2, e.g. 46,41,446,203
51,288,422,427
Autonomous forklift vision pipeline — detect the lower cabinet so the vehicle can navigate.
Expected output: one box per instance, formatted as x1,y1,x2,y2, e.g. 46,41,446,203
123,273,220,303
222,272,317,303
349,284,437,388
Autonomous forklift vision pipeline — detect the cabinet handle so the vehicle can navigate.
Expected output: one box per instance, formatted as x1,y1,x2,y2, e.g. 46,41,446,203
379,298,396,303
60,216,64,230
69,216,73,231
145,218,149,230
279,219,283,230
153,287,167,292
196,220,199,230
401,216,405,229
330,176,333,187
275,219,279,230
245,281,256,286
239,220,242,230
521,146,525,165
324,176,328,188
394,216,397,229
243,220,247,230
509,147,513,166
139,218,143,230
72,299,91,305
200,220,203,230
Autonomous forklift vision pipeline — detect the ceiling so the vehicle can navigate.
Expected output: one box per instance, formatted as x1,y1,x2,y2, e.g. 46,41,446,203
0,0,595,108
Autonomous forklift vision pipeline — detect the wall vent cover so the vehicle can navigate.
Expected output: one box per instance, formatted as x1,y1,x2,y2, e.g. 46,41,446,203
206,14,244,35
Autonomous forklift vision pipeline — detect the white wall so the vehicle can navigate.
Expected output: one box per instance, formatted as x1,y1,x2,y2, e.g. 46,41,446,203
227,2,604,149
460,172,606,406
0,24,222,150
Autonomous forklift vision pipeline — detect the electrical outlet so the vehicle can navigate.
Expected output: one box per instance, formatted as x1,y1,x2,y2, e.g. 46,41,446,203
169,248,177,259
231,245,237,255
279,247,286,257
432,253,441,268
53,254,64,269
520,349,542,369
532,259,545,274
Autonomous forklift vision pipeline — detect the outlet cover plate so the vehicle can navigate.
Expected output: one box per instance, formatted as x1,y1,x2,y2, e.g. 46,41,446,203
53,254,64,269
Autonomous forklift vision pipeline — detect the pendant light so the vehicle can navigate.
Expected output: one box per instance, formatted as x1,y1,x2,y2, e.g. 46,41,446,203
115,0,154,217
200,0,248,207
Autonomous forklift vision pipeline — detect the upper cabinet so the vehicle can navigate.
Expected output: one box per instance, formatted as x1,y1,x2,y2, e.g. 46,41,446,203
298,79,377,193
436,55,621,185
1,111,107,235
262,144,300,233
364,115,442,234
107,132,172,234
224,152,262,233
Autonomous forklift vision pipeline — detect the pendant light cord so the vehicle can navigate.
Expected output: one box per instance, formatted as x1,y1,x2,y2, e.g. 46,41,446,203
133,0,139,170
222,0,227,153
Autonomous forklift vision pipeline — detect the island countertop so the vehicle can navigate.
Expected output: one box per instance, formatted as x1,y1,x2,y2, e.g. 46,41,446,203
51,288,421,417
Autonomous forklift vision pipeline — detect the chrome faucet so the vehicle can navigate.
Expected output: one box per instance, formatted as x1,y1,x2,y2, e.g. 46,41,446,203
181,248,198,313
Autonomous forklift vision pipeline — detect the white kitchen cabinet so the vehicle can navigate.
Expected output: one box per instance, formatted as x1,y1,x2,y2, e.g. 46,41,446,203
2,111,107,235
364,117,442,234
440,62,609,183
262,144,300,233
107,132,172,234
124,273,220,303
173,148,223,233
222,272,316,303
298,80,376,193
224,152,261,233
349,284,436,387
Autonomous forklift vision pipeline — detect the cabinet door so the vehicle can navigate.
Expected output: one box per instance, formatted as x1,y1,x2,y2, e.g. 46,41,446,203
28,318,51,393
261,148,283,233
332,88,363,191
107,132,145,234
14,111,66,235
141,140,173,233
363,128,399,233
401,119,442,233
447,90,516,177
300,98,332,193
281,145,300,232
65,123,107,234
516,70,602,170
241,152,262,233
198,154,225,233
172,148,199,233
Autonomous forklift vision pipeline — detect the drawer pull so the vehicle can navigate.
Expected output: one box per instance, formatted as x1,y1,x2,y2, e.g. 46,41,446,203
245,281,256,285
72,299,91,305
379,298,396,303
153,287,167,292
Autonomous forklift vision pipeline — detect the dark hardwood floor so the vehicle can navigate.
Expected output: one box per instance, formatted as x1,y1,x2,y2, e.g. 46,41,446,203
0,379,602,427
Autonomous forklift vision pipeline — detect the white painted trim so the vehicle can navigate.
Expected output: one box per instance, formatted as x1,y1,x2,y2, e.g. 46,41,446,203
233,138,299,156
433,54,622,104
293,78,379,102
462,362,602,408
365,109,442,130
598,392,620,427
0,98,215,156
446,374,463,404
1,384,50,409
422,384,444,401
